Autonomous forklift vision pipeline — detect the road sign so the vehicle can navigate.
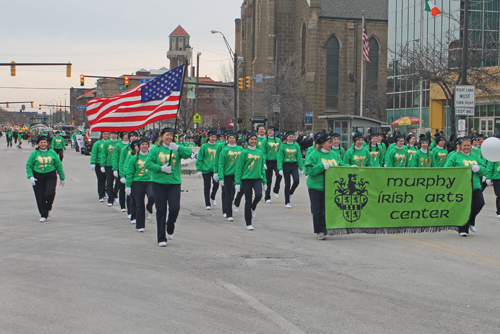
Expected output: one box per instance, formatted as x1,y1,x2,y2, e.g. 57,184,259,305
458,119,466,131
256,74,263,83
305,112,313,126
193,113,201,124
273,95,280,113
75,106,86,109
140,77,152,84
455,85,475,115
72,120,76,125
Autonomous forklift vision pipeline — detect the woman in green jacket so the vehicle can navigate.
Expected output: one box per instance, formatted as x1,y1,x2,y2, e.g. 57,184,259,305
26,136,65,222
343,132,372,167
406,134,418,165
218,131,243,222
263,125,282,202
235,132,267,230
90,131,109,201
126,138,154,232
444,137,486,236
368,133,383,167
51,131,66,161
411,137,435,167
485,158,500,219
305,133,348,239
145,128,192,247
385,134,409,167
278,131,304,208
196,130,219,209
330,133,345,159
431,136,448,167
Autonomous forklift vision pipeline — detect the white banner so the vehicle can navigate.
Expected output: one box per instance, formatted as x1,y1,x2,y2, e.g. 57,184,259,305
181,147,200,175
76,135,84,149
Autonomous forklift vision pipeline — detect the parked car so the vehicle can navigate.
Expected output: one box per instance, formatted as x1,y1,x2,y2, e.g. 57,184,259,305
81,131,101,156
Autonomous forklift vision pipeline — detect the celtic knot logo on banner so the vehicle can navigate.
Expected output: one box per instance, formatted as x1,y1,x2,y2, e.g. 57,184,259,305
334,174,369,223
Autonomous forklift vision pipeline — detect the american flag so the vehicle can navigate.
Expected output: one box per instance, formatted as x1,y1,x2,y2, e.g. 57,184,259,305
362,18,370,63
87,65,185,132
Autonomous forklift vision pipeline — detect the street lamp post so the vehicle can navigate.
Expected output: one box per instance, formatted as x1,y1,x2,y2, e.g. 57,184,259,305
211,30,237,131
269,34,280,127
196,52,201,117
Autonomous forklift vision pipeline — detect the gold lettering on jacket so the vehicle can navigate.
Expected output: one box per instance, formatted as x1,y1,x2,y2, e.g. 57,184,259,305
137,159,148,176
37,155,52,169
228,150,241,165
370,151,379,161
407,149,416,160
159,152,177,168
419,157,432,167
462,159,478,167
394,153,406,166
354,155,367,167
207,148,217,161
285,148,297,161
437,152,447,164
321,158,338,167
248,154,261,170
267,142,279,154
497,162,500,172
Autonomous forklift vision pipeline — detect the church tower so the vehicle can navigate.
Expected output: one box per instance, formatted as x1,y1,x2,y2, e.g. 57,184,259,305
167,25,191,69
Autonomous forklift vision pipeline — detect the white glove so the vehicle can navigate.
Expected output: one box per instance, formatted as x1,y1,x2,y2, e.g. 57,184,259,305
213,173,219,182
113,171,118,178
219,180,224,187
482,176,486,183
91,164,95,171
323,162,330,170
305,175,309,180
299,171,304,177
279,171,284,177
263,185,268,191
197,172,203,178
100,167,105,173
383,164,387,167
120,178,126,184
161,164,172,174
351,165,358,168
60,180,65,187
125,188,131,196
29,176,37,186
169,142,178,151
472,165,480,173
486,179,492,186
235,185,241,192
264,164,267,170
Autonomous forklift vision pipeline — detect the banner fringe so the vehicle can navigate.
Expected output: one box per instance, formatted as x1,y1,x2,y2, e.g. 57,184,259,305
327,226,459,235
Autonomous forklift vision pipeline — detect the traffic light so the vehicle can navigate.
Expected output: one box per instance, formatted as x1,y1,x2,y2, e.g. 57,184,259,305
10,61,15,76
39,104,41,110
124,76,129,88
245,76,251,89
59,105,62,111
238,118,242,124
238,78,244,90
80,75,85,86
66,64,72,77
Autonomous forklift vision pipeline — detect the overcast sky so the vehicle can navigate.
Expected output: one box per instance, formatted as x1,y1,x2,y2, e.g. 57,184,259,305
1,0,241,113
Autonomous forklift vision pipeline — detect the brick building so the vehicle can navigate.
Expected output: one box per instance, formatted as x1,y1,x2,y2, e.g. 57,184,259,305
238,0,388,132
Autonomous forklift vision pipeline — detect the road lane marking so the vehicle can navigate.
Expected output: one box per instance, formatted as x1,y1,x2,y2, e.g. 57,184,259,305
218,280,307,334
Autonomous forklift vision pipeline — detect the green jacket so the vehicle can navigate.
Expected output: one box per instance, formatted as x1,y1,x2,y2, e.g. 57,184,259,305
213,143,226,174
406,145,418,164
485,161,500,180
277,142,303,171
119,146,133,176
51,136,66,150
196,142,219,173
99,139,120,167
26,149,65,180
235,148,266,185
368,145,384,167
343,147,372,167
90,139,105,165
331,146,346,160
262,137,281,161
385,146,409,167
218,145,243,181
444,152,485,190
305,149,346,191
125,152,152,187
112,141,128,172
145,144,192,185
431,146,448,167
410,149,435,167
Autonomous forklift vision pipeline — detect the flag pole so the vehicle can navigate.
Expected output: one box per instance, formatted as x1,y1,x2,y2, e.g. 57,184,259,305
169,62,189,163
359,12,365,117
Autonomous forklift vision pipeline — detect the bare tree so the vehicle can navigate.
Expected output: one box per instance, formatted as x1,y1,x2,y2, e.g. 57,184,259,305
211,62,235,129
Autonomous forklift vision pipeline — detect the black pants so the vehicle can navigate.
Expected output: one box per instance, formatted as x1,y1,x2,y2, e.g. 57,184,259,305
32,170,57,218
118,172,126,210
493,180,500,215
265,160,282,200
283,162,299,204
132,182,155,229
221,185,226,214
309,188,326,234
202,172,219,207
460,188,485,233
234,187,244,207
95,163,106,199
54,148,64,162
105,166,118,204
152,183,181,243
242,179,262,225
224,175,236,218
7,138,12,147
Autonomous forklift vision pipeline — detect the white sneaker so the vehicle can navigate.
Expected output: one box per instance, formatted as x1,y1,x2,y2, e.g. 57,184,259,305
39,217,47,222
206,206,211,210
285,204,292,208
223,213,227,218
147,213,152,220
167,234,173,240
251,210,256,218
228,217,234,222
234,206,239,213
459,232,468,237
127,214,132,219
497,215,500,219
470,225,477,233
114,198,119,203
48,211,52,217
121,208,126,212
99,198,105,202
274,193,279,199
266,199,272,203
107,203,112,207
289,195,293,203
158,241,167,247
131,219,136,224
211,199,217,206
317,233,326,240
246,225,254,230
137,228,144,232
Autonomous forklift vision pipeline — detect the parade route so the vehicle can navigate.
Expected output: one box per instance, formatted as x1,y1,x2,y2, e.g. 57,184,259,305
1,147,500,333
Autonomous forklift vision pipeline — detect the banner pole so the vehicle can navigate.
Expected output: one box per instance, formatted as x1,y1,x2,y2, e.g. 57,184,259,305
169,63,189,163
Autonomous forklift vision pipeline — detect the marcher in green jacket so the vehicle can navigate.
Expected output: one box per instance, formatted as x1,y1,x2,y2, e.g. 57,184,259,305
431,136,448,167
90,132,109,201
485,159,500,218
385,134,409,167
343,133,372,167
411,137,435,167
196,130,220,209
277,131,304,207
99,132,120,206
218,131,243,221
262,125,282,202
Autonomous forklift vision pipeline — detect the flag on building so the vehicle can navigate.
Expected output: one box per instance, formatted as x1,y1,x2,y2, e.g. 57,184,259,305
87,65,185,132
362,18,370,63
425,0,442,16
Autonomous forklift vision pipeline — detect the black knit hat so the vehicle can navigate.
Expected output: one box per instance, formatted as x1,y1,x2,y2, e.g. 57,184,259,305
315,133,332,145
285,130,295,138
160,128,175,136
353,132,364,142
246,132,257,140
406,134,415,142
420,137,430,143
394,134,404,142
330,132,341,138
128,131,139,138
138,137,150,146
256,124,266,131
435,135,445,143
207,130,217,137
130,139,140,150
36,135,48,144
267,125,276,131
226,131,237,138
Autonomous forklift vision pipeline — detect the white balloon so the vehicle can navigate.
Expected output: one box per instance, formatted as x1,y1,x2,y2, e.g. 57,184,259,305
481,137,500,162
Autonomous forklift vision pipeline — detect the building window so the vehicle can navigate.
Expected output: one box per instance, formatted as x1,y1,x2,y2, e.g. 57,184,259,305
301,23,306,75
326,35,340,109
366,38,379,90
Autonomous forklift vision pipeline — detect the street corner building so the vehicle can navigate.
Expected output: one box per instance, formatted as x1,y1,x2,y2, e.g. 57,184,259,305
237,0,388,131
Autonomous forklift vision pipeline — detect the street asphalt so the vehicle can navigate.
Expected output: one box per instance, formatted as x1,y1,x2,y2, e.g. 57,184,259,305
1,145,499,334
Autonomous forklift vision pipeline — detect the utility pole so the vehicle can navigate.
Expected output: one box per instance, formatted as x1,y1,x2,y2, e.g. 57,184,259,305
196,52,201,116
461,0,469,85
